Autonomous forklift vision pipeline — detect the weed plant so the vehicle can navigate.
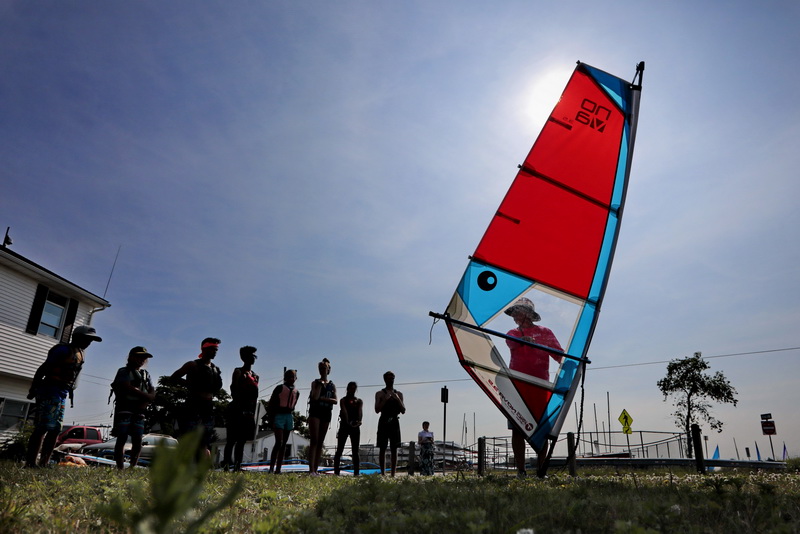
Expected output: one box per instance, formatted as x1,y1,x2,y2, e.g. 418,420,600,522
2,461,799,533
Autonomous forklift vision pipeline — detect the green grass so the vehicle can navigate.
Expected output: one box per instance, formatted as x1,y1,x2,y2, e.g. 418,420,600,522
3,460,800,533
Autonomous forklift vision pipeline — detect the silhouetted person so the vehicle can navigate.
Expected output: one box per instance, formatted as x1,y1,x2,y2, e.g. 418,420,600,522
111,346,155,469
26,325,101,467
375,371,405,476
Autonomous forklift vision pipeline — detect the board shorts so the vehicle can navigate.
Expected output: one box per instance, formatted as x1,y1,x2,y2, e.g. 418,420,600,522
32,396,66,432
181,400,215,446
113,411,146,438
376,416,401,449
308,404,333,423
272,412,294,431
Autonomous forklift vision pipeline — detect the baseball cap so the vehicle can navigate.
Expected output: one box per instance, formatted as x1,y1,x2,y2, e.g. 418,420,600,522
72,325,102,342
128,346,153,358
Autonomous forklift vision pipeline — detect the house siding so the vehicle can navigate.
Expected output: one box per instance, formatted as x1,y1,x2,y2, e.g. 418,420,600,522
0,248,109,382
0,374,31,402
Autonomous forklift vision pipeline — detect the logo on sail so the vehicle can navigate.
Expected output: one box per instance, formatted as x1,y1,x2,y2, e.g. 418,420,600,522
575,98,611,133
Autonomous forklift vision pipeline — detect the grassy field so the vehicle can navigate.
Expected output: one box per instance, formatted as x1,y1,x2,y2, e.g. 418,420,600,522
3,459,800,534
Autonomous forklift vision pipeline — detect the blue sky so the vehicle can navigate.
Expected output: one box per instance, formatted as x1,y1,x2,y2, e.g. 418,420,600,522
3,1,799,460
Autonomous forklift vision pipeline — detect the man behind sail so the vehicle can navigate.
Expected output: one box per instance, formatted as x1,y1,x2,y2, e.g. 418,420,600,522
504,297,563,478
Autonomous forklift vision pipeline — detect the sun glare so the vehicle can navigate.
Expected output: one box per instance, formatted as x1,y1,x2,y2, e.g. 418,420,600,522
519,66,574,129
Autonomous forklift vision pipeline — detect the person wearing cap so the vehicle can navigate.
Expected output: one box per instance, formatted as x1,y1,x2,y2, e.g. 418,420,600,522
170,337,223,459
221,346,259,471
25,325,102,467
504,297,564,478
111,346,156,469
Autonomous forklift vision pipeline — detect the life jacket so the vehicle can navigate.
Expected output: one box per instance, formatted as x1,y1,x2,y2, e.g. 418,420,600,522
42,343,84,392
231,368,259,403
269,384,298,417
186,360,223,395
380,390,403,420
108,366,152,406
309,379,335,411
277,385,299,410
340,395,360,423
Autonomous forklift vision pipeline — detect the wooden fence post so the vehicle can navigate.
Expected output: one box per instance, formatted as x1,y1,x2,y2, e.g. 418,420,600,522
567,432,577,477
478,437,485,476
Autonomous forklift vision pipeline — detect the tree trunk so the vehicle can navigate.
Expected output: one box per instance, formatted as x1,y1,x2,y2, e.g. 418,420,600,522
684,408,693,458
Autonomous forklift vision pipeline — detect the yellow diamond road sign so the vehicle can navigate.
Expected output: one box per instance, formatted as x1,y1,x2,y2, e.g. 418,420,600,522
619,409,633,429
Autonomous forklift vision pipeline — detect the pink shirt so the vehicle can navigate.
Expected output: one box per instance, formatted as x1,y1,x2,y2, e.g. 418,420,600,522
506,325,564,380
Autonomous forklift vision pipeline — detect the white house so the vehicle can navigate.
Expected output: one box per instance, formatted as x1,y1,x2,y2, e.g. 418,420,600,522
0,243,110,438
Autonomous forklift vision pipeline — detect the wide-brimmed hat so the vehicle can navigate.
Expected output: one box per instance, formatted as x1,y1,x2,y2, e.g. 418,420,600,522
72,325,102,342
128,346,153,358
504,297,541,323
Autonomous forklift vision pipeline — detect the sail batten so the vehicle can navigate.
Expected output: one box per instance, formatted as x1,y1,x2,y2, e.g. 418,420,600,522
432,62,643,468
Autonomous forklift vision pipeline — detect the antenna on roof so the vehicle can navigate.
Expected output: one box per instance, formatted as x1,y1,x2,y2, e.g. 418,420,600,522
103,245,121,299
2,227,12,248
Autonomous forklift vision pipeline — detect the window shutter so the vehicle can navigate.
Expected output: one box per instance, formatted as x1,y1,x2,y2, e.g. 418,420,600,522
60,298,79,343
26,284,49,335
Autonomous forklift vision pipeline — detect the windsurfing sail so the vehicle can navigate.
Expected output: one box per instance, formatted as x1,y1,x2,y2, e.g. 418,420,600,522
430,61,644,469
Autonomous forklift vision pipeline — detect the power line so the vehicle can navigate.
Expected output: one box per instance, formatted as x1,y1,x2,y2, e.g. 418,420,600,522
589,346,800,371
72,346,800,394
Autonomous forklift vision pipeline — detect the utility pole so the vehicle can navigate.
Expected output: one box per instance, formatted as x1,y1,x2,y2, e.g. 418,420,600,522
441,386,448,474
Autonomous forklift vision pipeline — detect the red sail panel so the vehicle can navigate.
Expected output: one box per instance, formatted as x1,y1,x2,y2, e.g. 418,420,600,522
474,174,608,299
473,67,626,299
525,68,625,205
512,379,552,422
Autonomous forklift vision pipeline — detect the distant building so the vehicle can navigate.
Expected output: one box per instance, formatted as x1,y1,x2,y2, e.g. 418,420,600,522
0,244,109,439
211,428,310,465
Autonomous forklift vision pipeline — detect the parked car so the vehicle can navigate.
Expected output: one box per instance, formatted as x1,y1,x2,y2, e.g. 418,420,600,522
79,433,178,461
55,425,104,447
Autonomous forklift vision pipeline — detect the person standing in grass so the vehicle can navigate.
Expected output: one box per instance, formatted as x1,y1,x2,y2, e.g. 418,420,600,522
504,297,563,478
267,368,299,474
26,325,102,468
170,337,224,460
222,346,259,471
333,381,363,476
307,358,337,475
111,346,156,469
375,370,405,476
418,421,435,476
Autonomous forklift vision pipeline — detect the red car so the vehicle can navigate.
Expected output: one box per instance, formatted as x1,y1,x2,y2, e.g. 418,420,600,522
55,425,104,447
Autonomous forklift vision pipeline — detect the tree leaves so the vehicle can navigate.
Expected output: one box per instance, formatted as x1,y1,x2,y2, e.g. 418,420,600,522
656,353,738,457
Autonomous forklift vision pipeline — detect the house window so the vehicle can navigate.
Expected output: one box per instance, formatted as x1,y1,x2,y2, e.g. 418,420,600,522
38,294,68,337
26,284,78,342
0,398,31,432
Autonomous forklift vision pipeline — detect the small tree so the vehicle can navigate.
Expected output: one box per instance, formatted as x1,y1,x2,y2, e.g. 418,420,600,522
148,376,230,438
657,352,737,458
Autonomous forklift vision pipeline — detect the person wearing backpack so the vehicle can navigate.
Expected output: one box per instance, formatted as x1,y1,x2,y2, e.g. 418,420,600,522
170,337,224,459
111,346,155,469
25,325,102,468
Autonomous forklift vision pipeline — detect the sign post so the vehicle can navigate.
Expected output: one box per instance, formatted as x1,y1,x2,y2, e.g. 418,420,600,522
441,386,448,473
618,409,633,457
761,414,777,460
